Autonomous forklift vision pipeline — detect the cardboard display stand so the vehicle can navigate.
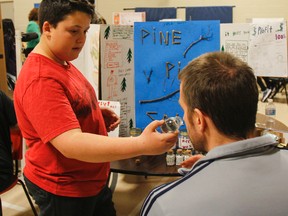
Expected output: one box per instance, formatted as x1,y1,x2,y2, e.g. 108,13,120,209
0,6,8,94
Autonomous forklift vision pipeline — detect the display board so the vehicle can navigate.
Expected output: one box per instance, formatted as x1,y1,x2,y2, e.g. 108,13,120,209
134,21,220,130
248,21,288,77
220,23,250,62
100,25,135,137
113,12,146,25
72,24,100,97
0,6,8,94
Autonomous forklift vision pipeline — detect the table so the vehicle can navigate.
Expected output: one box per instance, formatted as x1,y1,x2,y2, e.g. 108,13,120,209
256,113,288,132
109,154,181,192
110,154,181,177
109,113,288,191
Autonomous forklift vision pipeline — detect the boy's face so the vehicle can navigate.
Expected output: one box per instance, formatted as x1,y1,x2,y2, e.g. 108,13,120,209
45,11,91,63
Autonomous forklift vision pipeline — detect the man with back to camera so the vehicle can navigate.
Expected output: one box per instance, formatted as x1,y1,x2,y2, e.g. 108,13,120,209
141,51,288,216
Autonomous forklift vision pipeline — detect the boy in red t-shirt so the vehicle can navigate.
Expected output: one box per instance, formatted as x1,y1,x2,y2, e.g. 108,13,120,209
14,1,178,215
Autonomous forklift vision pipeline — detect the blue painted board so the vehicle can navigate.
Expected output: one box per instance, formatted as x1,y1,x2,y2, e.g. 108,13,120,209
134,21,220,130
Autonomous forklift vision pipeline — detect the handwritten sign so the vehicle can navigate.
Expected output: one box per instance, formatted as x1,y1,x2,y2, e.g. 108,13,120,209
100,25,135,137
248,21,287,77
134,21,220,130
220,23,250,63
98,100,121,137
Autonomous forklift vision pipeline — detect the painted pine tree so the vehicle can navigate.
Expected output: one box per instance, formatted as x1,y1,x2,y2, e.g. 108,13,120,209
121,77,127,92
129,118,133,129
104,26,110,39
127,48,132,63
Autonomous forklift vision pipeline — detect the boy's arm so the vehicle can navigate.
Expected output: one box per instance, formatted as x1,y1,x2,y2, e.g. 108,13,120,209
50,120,178,163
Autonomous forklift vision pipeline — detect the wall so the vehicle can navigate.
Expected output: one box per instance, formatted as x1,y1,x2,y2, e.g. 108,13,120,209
0,2,14,20
13,0,39,32
11,0,288,32
96,0,288,24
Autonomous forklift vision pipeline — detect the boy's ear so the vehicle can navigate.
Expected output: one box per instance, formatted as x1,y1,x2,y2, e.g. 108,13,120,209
42,21,51,34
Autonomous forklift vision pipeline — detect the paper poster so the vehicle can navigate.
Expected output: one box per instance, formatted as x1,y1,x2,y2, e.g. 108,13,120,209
100,25,135,137
98,100,121,137
220,23,250,63
248,21,288,77
113,12,146,25
134,21,220,130
72,24,100,97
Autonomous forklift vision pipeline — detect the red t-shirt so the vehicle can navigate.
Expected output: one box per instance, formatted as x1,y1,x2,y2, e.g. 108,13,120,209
14,53,109,197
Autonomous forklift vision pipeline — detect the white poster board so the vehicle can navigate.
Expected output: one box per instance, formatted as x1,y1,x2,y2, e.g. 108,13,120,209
220,23,250,63
248,20,288,77
72,24,100,97
113,12,146,25
100,25,135,137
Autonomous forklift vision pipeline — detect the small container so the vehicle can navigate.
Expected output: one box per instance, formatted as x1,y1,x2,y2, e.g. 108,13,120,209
175,149,184,165
183,149,192,161
161,115,183,133
166,149,175,166
129,128,142,137
265,99,276,130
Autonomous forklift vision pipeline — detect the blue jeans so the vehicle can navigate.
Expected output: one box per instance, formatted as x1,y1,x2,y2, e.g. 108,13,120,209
24,176,116,216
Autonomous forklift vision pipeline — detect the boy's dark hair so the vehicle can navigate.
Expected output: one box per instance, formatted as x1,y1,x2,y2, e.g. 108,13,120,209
38,0,94,33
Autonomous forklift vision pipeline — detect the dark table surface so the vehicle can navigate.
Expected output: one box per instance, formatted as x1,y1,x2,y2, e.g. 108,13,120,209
110,113,288,177
110,154,181,177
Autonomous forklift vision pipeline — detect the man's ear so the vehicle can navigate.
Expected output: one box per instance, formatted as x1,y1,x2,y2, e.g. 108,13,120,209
193,108,206,132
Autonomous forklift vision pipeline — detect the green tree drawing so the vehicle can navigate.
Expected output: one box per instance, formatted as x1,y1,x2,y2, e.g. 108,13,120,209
127,48,132,63
104,26,110,39
129,119,134,128
121,77,127,92
221,45,225,52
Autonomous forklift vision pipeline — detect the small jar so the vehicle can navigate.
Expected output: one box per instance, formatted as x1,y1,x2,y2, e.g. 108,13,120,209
166,149,175,166
129,128,142,137
176,149,184,165
183,149,192,161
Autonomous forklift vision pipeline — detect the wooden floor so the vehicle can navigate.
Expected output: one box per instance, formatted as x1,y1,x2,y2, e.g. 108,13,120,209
1,91,288,216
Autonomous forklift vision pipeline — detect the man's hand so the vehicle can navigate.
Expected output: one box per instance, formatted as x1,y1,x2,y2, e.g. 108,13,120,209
180,154,204,168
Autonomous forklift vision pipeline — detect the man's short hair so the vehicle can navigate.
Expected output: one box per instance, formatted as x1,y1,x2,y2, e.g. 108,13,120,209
178,51,258,139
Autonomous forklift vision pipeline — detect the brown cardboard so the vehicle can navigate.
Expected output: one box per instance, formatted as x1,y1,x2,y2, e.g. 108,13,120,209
0,5,8,94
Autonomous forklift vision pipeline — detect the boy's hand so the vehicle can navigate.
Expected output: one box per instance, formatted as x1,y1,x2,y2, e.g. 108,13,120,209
101,107,120,132
138,120,179,155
